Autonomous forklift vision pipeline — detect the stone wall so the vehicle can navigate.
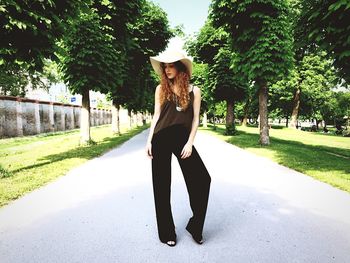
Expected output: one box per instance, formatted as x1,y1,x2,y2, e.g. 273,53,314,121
0,96,113,138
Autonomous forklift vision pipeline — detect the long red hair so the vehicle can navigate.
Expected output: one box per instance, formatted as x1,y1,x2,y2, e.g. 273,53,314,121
159,61,191,110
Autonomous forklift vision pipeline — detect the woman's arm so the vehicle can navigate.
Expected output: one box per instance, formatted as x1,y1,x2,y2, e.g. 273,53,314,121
146,85,161,158
180,86,201,159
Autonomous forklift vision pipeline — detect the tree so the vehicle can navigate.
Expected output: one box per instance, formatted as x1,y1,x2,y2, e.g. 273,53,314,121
0,0,83,71
122,0,173,110
270,50,338,129
0,0,83,96
209,47,246,134
333,91,350,128
211,0,294,145
186,20,226,130
299,0,350,83
88,0,145,134
191,62,211,127
301,52,338,128
108,0,173,134
186,20,228,65
0,59,61,97
186,20,246,135
60,12,121,144
240,83,259,126
269,64,308,128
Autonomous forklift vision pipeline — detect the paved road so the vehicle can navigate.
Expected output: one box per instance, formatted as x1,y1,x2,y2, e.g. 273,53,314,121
1,129,350,263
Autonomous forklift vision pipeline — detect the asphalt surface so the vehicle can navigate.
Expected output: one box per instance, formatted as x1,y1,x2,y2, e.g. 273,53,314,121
0,128,350,263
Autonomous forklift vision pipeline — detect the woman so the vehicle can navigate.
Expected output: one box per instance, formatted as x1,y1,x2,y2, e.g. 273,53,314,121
145,50,211,247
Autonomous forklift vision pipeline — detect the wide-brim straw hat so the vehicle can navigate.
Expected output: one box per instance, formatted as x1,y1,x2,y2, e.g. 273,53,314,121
150,50,193,77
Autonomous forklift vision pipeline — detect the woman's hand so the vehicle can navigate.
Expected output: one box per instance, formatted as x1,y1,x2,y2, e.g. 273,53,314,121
146,142,153,159
181,142,193,159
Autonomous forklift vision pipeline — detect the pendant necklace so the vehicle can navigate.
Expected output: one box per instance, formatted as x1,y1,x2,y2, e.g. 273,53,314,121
173,93,183,112
169,81,183,111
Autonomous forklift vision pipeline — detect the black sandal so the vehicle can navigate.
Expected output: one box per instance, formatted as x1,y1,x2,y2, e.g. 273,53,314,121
186,226,204,245
165,240,176,247
190,235,204,245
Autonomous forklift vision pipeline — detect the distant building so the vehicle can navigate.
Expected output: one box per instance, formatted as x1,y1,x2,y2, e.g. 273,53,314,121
26,82,111,108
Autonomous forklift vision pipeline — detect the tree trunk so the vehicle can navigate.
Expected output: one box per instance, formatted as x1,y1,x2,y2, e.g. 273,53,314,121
258,84,270,145
202,111,208,128
242,117,248,126
290,87,301,128
226,100,234,126
225,99,236,135
316,119,320,130
128,109,132,129
142,112,146,125
285,116,289,127
211,104,217,130
111,102,121,135
80,88,91,144
242,98,250,127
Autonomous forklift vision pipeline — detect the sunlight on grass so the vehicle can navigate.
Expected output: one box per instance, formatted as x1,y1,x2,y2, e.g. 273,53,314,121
199,124,350,193
0,124,149,207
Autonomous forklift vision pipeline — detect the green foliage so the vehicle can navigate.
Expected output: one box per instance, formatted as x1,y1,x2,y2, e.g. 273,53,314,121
110,0,172,113
298,0,350,83
60,12,121,95
56,93,71,104
0,124,149,207
0,0,80,97
270,50,339,121
209,47,246,102
210,0,294,145
0,63,28,97
185,20,222,115
300,51,338,119
186,20,229,64
211,0,294,85
172,24,186,38
0,164,12,179
201,124,350,192
236,82,260,122
333,91,350,126
191,63,209,89
79,139,97,146
128,1,172,56
186,19,247,123
225,123,237,135
0,59,62,97
269,69,296,117
0,0,84,72
191,62,211,112
213,101,227,118
96,98,111,109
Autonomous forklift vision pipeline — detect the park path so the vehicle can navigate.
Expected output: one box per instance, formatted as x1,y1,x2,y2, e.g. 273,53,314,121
0,128,350,263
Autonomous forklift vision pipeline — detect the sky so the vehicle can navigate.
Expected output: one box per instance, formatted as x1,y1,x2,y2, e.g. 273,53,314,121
150,0,212,54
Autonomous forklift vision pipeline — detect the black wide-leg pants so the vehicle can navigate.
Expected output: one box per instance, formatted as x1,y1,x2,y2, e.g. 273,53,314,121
151,124,211,243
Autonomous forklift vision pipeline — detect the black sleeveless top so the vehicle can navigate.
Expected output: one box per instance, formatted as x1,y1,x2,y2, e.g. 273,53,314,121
154,85,194,135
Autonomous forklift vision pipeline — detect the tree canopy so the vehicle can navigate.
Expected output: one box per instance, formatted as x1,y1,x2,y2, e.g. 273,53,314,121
0,0,84,71
210,0,294,144
298,0,350,83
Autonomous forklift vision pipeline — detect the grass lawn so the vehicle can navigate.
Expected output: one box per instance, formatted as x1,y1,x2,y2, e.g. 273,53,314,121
199,124,350,193
0,124,149,207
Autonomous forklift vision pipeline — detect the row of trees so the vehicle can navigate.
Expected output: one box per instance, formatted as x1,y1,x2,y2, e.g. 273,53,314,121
1,0,173,143
186,0,350,144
